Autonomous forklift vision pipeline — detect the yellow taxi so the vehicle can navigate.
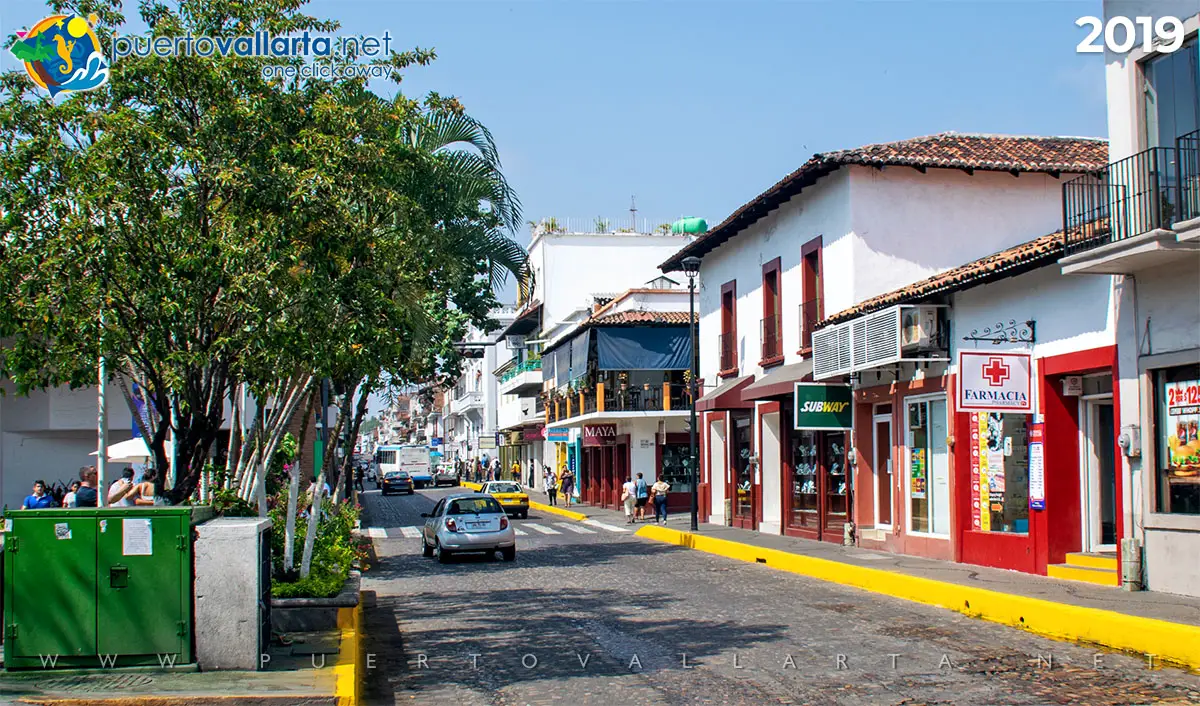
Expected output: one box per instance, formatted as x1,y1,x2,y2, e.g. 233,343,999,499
481,481,529,519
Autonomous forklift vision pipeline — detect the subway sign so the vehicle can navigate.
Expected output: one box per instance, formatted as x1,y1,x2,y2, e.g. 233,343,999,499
794,383,853,431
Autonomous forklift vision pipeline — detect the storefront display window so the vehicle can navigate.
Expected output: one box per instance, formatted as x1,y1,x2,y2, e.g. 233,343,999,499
824,433,848,519
789,430,819,528
968,412,1031,533
1156,364,1200,515
907,397,949,535
659,443,693,494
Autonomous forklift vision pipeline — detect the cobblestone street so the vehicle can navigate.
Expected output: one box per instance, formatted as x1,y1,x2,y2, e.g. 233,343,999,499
358,487,1200,706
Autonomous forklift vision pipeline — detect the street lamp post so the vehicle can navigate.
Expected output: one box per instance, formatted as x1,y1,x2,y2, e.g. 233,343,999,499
681,256,702,532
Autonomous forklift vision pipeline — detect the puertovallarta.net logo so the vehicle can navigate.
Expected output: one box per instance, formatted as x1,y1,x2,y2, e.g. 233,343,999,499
9,13,110,97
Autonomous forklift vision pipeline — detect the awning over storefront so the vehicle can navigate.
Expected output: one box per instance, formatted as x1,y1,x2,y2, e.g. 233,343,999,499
569,329,592,381
595,326,691,371
741,359,814,401
696,374,754,411
542,345,557,384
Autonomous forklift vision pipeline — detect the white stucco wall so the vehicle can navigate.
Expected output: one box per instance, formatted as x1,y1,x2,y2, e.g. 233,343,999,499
1127,260,1200,357
759,408,783,535
529,232,693,330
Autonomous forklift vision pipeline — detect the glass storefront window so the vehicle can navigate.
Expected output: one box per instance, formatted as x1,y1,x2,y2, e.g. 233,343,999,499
824,433,848,520
907,397,949,535
732,412,754,517
789,429,819,528
969,412,1031,533
1155,364,1200,515
659,443,693,494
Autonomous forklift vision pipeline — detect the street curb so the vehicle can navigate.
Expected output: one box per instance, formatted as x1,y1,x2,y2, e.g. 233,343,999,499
528,501,588,522
460,481,483,491
635,525,1200,670
334,602,364,706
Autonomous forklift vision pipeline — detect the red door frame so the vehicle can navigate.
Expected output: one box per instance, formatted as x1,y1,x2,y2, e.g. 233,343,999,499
729,409,757,530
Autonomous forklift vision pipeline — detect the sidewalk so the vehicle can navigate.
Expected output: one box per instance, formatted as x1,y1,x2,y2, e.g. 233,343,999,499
545,490,1200,670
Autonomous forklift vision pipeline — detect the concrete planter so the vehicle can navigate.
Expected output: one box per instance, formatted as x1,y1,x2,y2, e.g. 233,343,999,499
271,570,361,633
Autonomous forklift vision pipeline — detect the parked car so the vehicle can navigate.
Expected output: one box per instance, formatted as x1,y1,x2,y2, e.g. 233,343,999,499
381,470,414,496
480,481,529,519
421,493,516,563
433,463,459,487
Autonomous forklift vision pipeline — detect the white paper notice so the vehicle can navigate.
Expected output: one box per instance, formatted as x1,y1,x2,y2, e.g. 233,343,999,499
122,518,153,556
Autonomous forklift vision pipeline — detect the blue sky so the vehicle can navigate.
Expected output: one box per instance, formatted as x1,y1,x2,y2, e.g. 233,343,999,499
5,0,1108,415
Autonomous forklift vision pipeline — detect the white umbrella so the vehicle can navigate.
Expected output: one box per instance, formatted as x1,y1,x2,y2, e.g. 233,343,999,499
89,437,153,464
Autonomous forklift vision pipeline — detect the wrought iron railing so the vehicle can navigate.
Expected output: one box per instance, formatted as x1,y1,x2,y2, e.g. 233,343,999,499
718,332,736,372
499,358,541,383
1178,129,1200,225
761,315,782,362
799,298,821,352
1062,147,1178,254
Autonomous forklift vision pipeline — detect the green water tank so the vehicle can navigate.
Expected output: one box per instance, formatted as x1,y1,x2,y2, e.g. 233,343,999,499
670,217,708,234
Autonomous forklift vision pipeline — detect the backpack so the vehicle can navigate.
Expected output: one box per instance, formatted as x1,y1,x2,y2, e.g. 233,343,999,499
636,479,648,498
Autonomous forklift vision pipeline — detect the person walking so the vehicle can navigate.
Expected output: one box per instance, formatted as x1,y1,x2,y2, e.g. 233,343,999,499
650,477,671,525
22,480,55,509
74,466,99,507
621,476,636,523
355,466,365,493
633,472,650,522
544,465,558,506
61,480,82,508
559,464,575,506
511,460,521,483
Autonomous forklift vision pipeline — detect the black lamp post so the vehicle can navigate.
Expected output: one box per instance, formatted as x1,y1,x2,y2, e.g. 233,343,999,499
681,255,702,531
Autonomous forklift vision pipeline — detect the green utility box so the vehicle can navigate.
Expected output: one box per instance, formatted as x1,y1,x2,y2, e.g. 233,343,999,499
3,507,210,669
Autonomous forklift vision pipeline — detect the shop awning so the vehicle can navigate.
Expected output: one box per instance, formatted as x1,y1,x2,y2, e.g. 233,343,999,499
569,329,592,381
696,375,754,411
595,326,691,371
741,359,814,401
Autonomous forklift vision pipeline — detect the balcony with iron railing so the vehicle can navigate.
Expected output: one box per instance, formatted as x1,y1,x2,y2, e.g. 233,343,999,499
1061,142,1200,273
718,332,737,376
498,357,542,396
543,372,695,424
760,314,783,366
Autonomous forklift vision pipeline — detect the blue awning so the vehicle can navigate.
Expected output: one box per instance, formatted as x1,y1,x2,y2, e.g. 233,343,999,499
569,329,592,381
596,327,691,371
554,344,569,387
542,345,556,384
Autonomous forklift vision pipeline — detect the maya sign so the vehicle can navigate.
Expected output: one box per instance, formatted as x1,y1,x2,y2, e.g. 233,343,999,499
583,424,618,446
793,383,853,431
958,352,1033,413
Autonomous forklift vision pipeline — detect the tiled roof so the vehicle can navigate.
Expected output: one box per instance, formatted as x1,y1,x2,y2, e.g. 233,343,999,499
821,231,1066,326
660,132,1107,271
590,311,696,326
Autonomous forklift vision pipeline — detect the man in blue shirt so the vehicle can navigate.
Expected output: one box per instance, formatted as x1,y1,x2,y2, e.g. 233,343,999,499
22,480,56,509
74,466,99,507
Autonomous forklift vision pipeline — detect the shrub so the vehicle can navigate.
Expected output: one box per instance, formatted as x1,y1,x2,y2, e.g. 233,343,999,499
269,494,364,599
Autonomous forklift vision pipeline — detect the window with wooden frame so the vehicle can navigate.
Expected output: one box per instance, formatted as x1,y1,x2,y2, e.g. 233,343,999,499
760,257,783,366
719,280,738,376
799,236,823,355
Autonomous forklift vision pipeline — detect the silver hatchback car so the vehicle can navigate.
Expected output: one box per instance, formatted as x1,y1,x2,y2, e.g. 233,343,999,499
421,493,516,563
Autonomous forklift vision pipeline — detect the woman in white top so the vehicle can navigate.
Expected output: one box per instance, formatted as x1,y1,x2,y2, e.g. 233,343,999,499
621,477,637,523
108,468,138,506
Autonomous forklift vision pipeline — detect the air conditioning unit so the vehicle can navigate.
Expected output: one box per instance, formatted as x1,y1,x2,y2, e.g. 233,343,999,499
901,306,941,353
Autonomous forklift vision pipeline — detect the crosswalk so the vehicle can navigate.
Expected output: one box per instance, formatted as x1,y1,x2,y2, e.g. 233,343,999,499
364,520,626,540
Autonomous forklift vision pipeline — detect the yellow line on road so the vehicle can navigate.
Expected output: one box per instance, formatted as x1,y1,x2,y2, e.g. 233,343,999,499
636,525,1200,670
335,603,363,706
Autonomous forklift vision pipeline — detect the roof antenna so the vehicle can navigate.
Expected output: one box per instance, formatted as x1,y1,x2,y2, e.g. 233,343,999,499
630,195,638,232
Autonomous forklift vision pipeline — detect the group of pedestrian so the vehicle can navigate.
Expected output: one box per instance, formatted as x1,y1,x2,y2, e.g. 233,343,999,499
543,463,575,506
20,465,124,509
621,472,671,524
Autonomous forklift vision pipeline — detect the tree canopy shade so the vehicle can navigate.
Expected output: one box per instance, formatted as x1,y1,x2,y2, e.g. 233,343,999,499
0,0,527,502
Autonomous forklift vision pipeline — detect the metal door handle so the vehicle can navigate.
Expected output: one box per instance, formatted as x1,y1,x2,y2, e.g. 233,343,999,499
110,565,129,589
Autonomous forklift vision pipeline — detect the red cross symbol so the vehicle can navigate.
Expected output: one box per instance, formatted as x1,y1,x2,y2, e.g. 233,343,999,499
981,357,1010,386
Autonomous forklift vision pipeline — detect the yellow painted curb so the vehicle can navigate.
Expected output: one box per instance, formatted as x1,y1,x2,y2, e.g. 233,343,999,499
529,501,588,522
636,525,1200,670
460,481,483,491
335,602,364,706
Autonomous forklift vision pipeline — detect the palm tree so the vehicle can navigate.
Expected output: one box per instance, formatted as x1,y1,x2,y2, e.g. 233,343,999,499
399,109,529,299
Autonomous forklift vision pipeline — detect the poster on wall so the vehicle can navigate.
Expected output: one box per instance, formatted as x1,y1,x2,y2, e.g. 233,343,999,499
975,412,991,531
958,351,1034,414
970,417,982,530
910,448,927,499
1029,423,1045,510
1165,376,1200,476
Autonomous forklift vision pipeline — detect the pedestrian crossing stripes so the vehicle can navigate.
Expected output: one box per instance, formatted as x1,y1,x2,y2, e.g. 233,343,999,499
367,527,387,539
399,526,422,539
582,519,631,533
554,523,596,534
524,523,562,535
512,527,528,536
